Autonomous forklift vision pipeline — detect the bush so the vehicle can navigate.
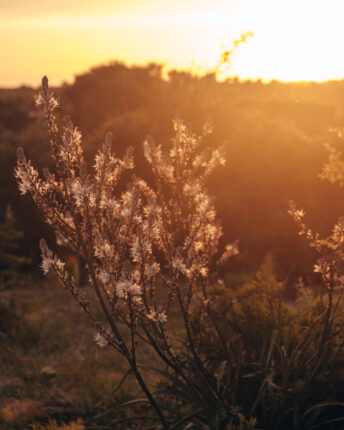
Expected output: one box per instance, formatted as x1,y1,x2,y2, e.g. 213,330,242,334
188,261,344,429
14,76,344,429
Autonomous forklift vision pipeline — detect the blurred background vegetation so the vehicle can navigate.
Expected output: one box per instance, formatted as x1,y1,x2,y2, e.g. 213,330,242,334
2,62,344,290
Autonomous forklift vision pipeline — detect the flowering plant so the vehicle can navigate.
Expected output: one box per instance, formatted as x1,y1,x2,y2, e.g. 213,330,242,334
15,77,238,428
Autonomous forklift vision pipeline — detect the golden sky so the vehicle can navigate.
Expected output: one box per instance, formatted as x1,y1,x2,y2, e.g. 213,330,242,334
1,0,344,87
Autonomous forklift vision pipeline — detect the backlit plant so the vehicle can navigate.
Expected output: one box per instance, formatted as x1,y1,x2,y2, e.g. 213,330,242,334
15,77,238,429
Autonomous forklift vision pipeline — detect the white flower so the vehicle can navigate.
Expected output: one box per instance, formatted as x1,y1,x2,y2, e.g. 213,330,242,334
129,283,142,295
197,198,210,215
94,152,105,171
143,139,153,163
41,256,53,274
147,309,167,324
122,207,132,218
54,258,65,272
98,268,110,284
219,241,239,264
158,311,167,324
145,262,160,279
35,93,45,106
48,97,59,110
132,296,142,305
95,240,114,259
40,241,65,275
294,209,305,219
130,240,141,263
142,239,152,254
314,258,329,274
183,182,201,195
94,332,108,348
225,242,239,257
210,149,226,167
116,281,129,298
71,179,92,207
132,270,141,282
15,161,38,196
172,256,186,273
288,202,305,221
194,241,204,252
101,198,120,213
147,310,156,320
199,267,208,277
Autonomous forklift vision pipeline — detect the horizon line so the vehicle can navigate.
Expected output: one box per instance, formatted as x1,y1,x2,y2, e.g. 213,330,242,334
2,59,344,90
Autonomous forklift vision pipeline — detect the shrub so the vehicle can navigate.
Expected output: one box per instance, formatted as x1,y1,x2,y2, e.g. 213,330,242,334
15,77,239,429
190,261,344,429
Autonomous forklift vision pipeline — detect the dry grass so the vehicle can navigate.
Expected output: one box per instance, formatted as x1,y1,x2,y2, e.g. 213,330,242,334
0,280,143,429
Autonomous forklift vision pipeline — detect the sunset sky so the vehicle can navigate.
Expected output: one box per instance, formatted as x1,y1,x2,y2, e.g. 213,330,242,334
2,0,344,87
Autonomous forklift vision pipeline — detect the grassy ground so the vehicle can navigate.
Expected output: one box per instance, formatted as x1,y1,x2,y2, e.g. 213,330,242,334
0,279,147,429
2,272,344,429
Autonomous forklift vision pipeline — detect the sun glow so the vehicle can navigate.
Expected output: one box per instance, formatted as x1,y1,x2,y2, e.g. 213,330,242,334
230,0,344,82
1,0,344,86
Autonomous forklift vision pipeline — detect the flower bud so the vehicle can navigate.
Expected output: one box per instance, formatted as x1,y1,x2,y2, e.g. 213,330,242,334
39,238,52,257
80,162,87,180
42,167,50,179
42,76,49,98
16,147,25,162
63,115,73,130
102,132,113,153
64,129,72,148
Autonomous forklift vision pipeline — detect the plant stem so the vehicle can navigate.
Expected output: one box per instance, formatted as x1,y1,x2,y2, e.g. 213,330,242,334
131,360,169,430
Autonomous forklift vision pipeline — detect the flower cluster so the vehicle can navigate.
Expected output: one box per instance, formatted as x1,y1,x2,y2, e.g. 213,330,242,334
289,152,344,369
288,200,344,311
15,77,237,428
